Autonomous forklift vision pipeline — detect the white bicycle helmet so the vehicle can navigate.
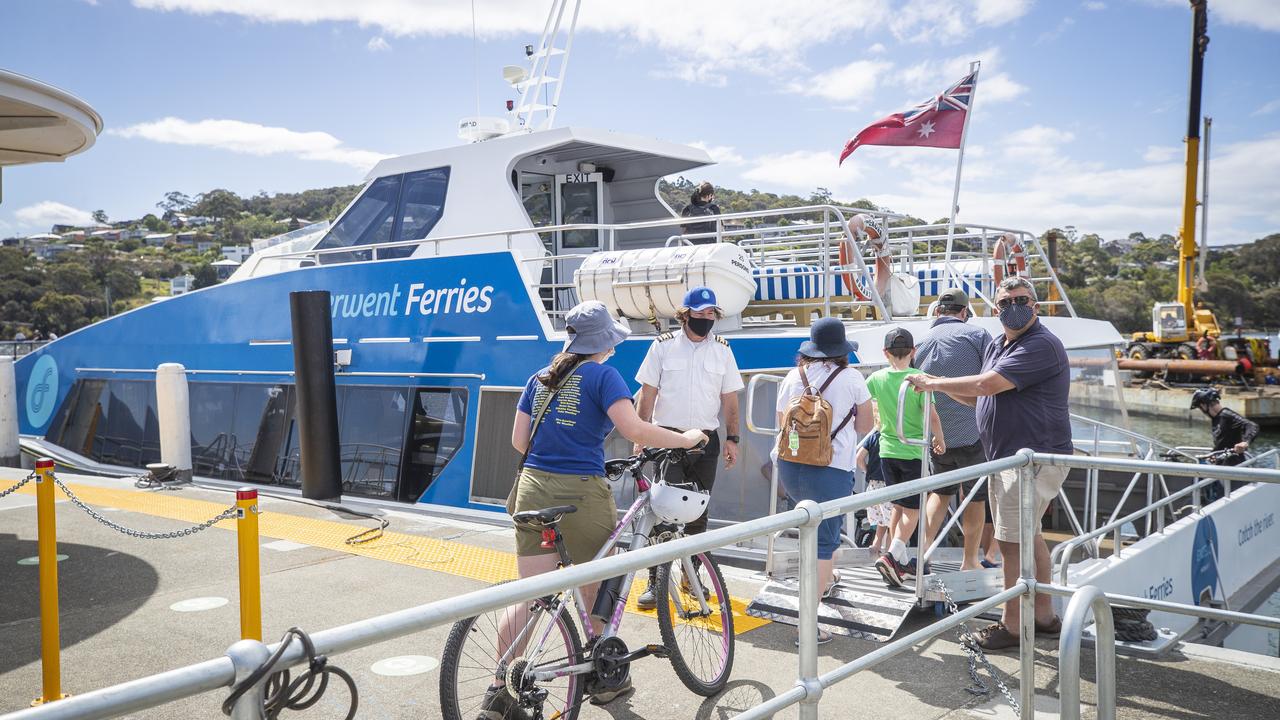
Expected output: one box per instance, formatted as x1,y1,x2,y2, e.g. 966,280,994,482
649,481,710,525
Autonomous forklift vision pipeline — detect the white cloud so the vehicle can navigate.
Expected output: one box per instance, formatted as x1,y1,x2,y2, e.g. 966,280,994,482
1037,16,1075,44
974,0,1033,26
1083,1,1106,10
14,201,95,230
898,47,1026,105
688,141,745,165
1253,98,1280,116
867,43,887,54
1143,145,1180,162
366,36,390,52
741,150,860,192
1149,0,1280,33
109,117,393,170
788,59,894,104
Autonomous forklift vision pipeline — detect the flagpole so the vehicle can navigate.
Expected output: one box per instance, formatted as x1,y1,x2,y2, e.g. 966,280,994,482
945,60,980,266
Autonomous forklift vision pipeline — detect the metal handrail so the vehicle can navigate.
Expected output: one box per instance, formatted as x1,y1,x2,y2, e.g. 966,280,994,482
11,451,1280,720
1058,586,1116,720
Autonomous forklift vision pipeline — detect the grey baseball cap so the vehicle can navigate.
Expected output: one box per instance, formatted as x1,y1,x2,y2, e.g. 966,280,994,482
563,301,631,354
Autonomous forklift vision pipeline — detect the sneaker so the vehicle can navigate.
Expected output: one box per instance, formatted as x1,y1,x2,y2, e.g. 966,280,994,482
680,577,711,600
477,685,530,720
589,677,634,706
875,553,905,588
636,582,658,610
903,558,932,578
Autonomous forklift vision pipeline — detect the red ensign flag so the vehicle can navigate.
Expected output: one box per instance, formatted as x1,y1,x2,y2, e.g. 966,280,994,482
839,72,976,165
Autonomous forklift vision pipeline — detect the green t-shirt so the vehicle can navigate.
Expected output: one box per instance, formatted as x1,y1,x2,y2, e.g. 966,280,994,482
866,367,925,460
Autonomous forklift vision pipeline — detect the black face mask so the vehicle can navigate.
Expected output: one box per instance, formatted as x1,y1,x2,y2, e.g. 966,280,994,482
687,317,715,338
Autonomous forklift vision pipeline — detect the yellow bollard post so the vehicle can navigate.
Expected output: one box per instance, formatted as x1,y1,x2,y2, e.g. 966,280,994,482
236,488,262,641
32,457,66,705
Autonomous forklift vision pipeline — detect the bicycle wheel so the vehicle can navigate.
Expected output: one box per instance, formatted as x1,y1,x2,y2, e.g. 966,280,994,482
439,592,585,720
655,552,735,695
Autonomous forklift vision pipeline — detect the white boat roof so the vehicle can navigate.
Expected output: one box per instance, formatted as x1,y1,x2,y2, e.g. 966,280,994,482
0,69,101,167
365,126,713,181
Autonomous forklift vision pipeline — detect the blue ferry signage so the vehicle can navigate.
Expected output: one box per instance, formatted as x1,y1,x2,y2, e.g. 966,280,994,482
24,354,58,429
330,280,496,319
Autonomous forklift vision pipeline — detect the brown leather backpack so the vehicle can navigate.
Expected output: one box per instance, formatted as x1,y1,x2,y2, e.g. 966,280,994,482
776,365,855,467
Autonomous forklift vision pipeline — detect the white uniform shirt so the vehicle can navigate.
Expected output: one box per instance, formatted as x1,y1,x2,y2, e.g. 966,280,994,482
636,331,745,431
773,361,872,472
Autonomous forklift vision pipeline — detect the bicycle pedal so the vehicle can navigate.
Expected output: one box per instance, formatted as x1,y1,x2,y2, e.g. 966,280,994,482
646,644,670,659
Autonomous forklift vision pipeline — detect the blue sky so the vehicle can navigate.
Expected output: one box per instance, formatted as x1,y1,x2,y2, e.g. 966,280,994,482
2,0,1278,244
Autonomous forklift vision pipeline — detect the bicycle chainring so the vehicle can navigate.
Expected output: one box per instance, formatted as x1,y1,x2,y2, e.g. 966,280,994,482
589,636,631,691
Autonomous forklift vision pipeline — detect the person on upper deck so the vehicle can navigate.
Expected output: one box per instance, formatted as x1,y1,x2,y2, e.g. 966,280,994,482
914,288,994,571
906,276,1072,651
633,286,744,609
681,181,722,242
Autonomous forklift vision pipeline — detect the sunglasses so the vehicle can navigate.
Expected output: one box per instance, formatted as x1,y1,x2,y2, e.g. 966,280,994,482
996,296,1034,310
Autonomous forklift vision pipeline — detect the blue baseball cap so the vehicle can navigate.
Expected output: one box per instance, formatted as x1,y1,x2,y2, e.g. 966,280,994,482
682,286,719,312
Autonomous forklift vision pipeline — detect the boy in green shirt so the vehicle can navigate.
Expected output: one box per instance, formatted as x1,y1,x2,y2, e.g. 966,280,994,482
866,328,945,588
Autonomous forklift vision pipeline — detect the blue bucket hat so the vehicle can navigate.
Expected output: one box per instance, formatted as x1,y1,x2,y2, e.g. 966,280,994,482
563,301,631,354
682,286,719,312
798,317,858,359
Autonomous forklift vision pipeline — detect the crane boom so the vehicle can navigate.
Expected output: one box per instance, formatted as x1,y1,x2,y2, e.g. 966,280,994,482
1177,0,1208,320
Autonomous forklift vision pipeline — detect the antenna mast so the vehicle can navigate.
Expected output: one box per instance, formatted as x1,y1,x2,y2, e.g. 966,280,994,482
511,0,582,132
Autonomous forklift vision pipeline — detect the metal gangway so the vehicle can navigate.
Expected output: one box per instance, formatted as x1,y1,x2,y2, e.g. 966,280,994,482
7,448,1279,720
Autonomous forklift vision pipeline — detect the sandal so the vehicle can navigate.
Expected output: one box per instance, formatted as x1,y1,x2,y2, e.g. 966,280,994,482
795,628,834,646
970,622,1019,651
822,570,843,599
1036,616,1063,637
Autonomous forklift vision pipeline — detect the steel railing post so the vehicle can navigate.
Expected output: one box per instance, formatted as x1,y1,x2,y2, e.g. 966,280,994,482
225,639,271,720
795,499,823,720
1058,585,1116,720
32,458,65,706
1017,451,1037,718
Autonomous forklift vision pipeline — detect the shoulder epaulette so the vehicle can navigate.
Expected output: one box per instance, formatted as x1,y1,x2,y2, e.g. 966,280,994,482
656,332,675,342
714,334,730,347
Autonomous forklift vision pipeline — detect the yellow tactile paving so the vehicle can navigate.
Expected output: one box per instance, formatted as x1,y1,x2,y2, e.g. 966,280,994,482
18,481,768,634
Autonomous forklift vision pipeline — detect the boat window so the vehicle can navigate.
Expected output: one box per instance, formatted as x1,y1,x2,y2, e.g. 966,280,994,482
399,387,468,502
47,379,106,457
336,386,410,499
313,174,403,262
236,384,293,486
386,167,451,258
94,380,160,466
189,383,236,478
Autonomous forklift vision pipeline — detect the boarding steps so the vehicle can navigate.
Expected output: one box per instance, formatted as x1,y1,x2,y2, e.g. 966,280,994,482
746,547,1006,641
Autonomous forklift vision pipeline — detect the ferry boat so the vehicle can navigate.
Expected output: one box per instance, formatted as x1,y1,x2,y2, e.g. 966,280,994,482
11,7,1125,523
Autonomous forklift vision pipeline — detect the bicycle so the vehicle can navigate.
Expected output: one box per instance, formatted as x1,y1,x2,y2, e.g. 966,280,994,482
438,447,736,720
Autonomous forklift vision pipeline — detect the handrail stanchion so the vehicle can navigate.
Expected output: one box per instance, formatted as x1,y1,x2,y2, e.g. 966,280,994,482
33,458,66,706
225,639,271,720
1017,451,1037,718
236,489,263,641
1058,585,1116,720
895,384,933,599
745,373,785,578
794,500,823,720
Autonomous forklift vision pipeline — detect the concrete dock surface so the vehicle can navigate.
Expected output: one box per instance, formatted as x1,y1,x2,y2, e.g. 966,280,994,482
1,468,1276,719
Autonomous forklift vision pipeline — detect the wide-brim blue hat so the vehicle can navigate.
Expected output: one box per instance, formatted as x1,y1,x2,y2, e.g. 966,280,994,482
798,317,858,359
563,300,631,354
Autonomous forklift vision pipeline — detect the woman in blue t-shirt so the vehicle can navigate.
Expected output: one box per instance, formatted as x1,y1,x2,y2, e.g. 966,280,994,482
485,302,703,715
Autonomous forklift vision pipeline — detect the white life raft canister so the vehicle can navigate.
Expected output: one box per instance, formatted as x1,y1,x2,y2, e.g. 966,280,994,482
574,244,757,320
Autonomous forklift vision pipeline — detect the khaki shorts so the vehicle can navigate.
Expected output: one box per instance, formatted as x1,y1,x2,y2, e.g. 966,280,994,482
990,465,1069,543
513,467,617,563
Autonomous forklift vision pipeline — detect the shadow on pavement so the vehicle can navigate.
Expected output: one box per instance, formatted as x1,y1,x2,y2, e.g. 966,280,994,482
0,533,159,675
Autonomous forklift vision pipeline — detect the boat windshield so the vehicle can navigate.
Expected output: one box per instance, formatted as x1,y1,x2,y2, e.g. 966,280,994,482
313,167,450,263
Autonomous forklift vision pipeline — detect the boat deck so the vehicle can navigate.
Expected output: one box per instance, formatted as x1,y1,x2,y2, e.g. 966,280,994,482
1,468,1277,719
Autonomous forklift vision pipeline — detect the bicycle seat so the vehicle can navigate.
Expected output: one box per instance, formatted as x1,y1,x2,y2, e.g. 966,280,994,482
512,505,578,525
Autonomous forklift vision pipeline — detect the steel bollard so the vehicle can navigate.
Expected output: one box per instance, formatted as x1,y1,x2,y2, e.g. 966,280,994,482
236,489,262,641
1017,451,1037,719
794,499,823,720
32,458,67,705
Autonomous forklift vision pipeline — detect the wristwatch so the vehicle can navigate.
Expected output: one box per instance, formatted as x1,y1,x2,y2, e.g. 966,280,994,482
726,435,740,443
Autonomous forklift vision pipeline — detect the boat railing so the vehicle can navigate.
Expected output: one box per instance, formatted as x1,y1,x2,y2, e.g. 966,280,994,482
0,340,51,359
13,452,1280,720
257,203,1076,328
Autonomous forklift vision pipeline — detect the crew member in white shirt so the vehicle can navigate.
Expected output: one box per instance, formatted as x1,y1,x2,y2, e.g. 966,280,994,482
634,286,744,609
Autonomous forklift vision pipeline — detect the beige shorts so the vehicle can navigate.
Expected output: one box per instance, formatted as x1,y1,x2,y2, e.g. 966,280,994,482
512,467,617,563
990,465,1069,543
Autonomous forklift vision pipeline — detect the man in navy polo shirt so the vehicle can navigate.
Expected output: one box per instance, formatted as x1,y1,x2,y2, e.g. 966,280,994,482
907,276,1072,651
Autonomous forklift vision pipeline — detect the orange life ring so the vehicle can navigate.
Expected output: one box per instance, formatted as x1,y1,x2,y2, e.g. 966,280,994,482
838,234,870,301
839,214,889,301
991,233,1028,289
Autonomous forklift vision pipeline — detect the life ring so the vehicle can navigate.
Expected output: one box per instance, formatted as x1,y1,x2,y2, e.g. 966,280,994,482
839,214,889,302
991,233,1028,289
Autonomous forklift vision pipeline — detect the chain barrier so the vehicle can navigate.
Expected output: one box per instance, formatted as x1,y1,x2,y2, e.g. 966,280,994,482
0,470,36,499
930,576,1021,714
51,475,240,540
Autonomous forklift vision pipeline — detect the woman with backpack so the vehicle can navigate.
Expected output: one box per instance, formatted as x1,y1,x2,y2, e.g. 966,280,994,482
774,317,874,643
